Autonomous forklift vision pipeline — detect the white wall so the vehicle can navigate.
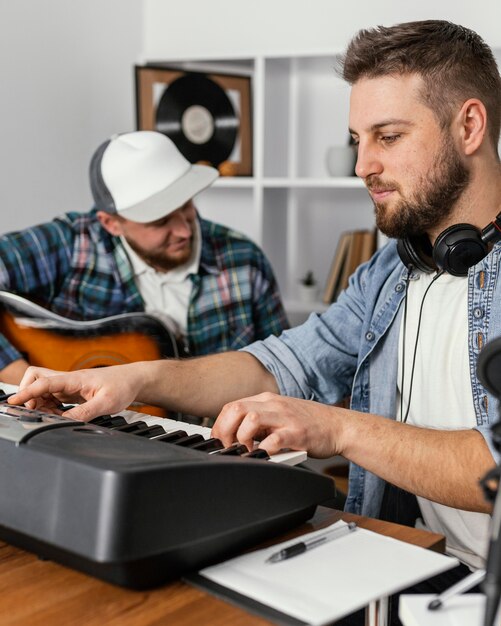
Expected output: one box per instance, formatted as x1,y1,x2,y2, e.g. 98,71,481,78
0,0,143,231
143,0,501,58
1,0,500,232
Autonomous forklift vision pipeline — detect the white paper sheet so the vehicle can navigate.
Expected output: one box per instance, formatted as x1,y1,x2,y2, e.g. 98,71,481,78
198,521,459,625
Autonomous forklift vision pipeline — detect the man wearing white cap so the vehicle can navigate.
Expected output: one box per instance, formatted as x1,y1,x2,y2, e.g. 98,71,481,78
0,131,287,383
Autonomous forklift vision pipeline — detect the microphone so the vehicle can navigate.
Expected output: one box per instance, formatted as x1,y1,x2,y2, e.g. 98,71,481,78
477,338,501,626
477,337,501,399
482,473,501,626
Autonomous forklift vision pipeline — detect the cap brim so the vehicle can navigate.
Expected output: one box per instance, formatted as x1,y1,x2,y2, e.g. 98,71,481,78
118,164,219,223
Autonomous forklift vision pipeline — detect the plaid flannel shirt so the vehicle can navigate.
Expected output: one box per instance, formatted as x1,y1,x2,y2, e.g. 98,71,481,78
0,210,288,369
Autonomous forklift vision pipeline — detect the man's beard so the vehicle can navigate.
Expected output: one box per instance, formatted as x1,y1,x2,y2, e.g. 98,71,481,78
125,237,193,272
368,135,470,240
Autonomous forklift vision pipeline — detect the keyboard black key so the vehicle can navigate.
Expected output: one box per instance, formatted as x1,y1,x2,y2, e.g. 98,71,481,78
134,425,166,438
91,415,127,428
153,430,188,443
217,443,249,456
90,415,112,426
111,421,149,433
174,434,205,447
190,438,224,452
243,448,270,460
107,416,128,427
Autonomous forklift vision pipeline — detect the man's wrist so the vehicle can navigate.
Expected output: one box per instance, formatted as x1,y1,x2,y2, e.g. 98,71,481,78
328,405,354,457
132,360,170,406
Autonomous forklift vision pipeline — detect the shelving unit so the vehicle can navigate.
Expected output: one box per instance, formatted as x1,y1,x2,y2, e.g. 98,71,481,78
148,53,374,326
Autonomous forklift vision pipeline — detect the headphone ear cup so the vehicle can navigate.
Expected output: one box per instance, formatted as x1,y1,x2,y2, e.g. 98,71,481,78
397,236,435,272
433,224,487,276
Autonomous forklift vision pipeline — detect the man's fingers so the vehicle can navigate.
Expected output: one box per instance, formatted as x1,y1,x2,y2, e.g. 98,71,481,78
61,398,103,422
18,366,56,389
9,376,69,406
9,383,51,406
214,398,286,452
60,407,87,422
213,399,259,448
234,409,271,451
252,430,290,456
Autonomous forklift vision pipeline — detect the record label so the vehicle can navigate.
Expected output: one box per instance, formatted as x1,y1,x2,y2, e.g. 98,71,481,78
181,105,214,144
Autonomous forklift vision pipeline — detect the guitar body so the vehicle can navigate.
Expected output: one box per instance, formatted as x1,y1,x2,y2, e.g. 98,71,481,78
0,292,179,417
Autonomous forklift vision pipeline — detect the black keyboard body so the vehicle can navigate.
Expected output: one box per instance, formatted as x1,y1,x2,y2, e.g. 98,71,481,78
0,403,336,589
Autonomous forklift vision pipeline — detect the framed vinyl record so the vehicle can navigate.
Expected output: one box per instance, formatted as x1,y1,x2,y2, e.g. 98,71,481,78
135,65,252,176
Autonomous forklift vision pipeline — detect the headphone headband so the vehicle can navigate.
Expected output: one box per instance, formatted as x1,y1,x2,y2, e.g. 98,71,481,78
397,211,501,276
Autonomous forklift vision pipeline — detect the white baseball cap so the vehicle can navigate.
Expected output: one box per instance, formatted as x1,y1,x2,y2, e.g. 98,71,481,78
89,131,219,223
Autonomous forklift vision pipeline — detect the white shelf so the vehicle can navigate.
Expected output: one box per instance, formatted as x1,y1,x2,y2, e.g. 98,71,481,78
262,177,365,189
284,298,328,326
158,51,374,326
284,299,329,327
213,177,256,188
285,299,329,313
213,177,365,189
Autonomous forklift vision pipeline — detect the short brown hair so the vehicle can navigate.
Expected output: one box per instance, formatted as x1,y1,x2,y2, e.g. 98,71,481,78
340,20,501,152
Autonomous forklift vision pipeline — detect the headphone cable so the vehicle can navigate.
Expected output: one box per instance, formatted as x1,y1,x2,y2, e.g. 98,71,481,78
400,268,444,424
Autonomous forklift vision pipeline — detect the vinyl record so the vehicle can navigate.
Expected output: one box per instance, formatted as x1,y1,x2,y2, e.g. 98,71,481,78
155,73,238,166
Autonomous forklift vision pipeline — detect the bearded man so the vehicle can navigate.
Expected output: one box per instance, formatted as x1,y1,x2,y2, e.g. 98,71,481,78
0,131,287,382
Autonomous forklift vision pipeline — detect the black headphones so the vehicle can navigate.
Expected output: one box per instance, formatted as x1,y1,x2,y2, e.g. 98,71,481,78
397,212,501,276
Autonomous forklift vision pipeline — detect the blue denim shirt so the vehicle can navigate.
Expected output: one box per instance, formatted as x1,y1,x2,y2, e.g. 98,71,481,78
243,239,501,518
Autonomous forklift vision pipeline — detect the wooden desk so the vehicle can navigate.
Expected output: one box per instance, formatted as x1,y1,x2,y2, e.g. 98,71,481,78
0,507,444,626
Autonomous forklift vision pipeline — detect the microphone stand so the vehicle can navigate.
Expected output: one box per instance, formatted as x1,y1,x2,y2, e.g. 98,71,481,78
480,422,501,626
476,338,501,626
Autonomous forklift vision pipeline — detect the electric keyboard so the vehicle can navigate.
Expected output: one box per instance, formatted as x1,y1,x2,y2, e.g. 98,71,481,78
0,399,336,589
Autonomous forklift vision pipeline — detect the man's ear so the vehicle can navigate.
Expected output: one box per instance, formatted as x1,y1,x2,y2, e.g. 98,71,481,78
456,98,487,156
96,211,124,236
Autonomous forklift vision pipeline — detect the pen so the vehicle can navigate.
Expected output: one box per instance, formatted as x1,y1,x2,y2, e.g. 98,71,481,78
266,522,357,564
427,568,485,610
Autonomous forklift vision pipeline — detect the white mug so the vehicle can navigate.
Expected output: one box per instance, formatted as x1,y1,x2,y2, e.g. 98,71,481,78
325,146,355,177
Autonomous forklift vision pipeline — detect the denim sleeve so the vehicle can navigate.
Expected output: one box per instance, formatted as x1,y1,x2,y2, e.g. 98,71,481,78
475,424,501,465
242,258,371,404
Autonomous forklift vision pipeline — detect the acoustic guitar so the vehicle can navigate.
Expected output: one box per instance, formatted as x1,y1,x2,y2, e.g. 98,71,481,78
0,291,179,417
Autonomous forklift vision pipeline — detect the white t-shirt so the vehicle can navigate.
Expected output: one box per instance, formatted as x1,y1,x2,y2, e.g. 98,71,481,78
397,270,490,569
120,220,202,339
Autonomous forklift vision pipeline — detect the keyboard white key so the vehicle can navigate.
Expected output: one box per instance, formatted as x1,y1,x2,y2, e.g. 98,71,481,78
0,383,307,467
116,409,307,465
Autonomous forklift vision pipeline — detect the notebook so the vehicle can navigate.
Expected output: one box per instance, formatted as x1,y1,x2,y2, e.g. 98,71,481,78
187,521,458,626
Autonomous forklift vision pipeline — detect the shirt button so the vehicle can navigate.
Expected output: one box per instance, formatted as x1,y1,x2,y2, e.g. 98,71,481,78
473,307,484,319
395,283,405,293
365,331,375,341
